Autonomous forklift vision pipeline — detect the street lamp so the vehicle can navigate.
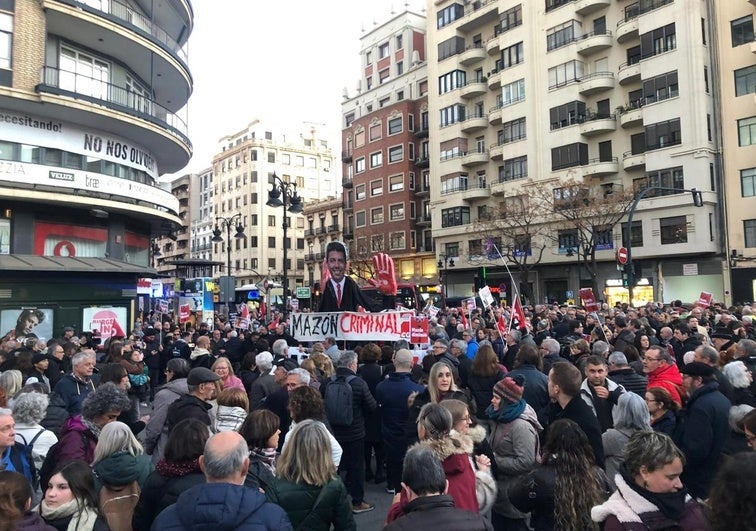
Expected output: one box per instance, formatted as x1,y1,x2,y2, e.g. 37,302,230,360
437,255,455,299
212,213,245,308
266,173,304,316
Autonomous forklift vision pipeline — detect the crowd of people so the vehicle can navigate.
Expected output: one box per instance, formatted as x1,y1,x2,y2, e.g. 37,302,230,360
0,296,755,530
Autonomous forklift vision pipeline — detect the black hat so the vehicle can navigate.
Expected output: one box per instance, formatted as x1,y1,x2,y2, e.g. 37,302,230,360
32,353,48,365
711,328,734,340
187,367,221,385
63,326,74,333
680,361,715,378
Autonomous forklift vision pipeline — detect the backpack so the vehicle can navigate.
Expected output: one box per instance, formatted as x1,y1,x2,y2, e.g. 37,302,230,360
15,429,45,491
324,374,356,427
99,480,140,531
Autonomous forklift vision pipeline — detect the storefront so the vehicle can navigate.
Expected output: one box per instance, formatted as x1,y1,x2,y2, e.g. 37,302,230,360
604,278,655,307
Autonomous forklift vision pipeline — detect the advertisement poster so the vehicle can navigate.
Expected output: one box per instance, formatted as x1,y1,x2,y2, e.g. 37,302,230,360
0,308,55,342
82,307,127,341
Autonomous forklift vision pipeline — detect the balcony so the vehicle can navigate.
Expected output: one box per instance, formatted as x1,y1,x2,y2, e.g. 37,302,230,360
581,157,619,177
622,151,646,171
578,72,615,95
415,156,430,169
36,65,190,172
315,227,327,235
486,34,501,55
343,227,354,239
461,80,487,99
487,71,502,90
460,114,488,132
343,201,353,212
616,17,639,43
489,143,504,160
342,175,353,187
751,40,756,54
461,150,489,167
620,106,643,128
415,126,429,138
579,113,617,136
618,61,641,85
304,228,315,237
341,151,353,163
577,31,613,55
440,179,490,201
575,0,611,15
327,224,340,233
460,45,486,65
415,185,431,198
44,0,191,111
488,105,503,125
417,214,432,226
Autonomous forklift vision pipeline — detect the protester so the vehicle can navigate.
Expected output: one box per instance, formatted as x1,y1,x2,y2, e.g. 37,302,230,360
214,387,249,432
265,420,355,530
212,356,245,391
143,357,190,464
467,344,507,424
11,391,57,471
51,352,97,416
644,387,678,436
91,421,151,492
239,409,281,492
282,385,342,467
0,470,56,530
602,393,652,489
722,360,755,406
165,367,220,433
707,451,756,531
38,460,108,530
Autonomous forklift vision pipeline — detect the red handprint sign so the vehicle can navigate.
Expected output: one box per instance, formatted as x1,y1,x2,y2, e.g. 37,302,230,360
368,252,397,296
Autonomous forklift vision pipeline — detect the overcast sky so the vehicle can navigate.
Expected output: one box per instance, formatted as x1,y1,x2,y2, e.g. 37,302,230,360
170,0,423,178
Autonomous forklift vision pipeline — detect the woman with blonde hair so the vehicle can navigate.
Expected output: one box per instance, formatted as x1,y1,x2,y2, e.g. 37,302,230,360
265,420,355,530
310,353,335,379
91,421,151,493
0,370,23,407
214,387,249,432
211,356,244,391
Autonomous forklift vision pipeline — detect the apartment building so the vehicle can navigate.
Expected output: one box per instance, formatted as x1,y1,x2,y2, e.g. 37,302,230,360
341,10,438,292
211,120,336,298
716,0,756,304
426,0,723,304
0,0,192,328
190,166,214,262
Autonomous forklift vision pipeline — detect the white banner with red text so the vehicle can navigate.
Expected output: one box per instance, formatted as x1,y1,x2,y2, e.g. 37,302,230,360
291,311,428,343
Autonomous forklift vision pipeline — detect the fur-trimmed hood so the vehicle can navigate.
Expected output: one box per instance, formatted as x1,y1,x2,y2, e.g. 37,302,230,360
591,472,693,524
414,430,473,461
465,424,487,445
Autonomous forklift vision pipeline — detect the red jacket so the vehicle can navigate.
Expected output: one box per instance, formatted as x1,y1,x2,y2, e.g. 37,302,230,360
647,363,684,406
56,415,98,465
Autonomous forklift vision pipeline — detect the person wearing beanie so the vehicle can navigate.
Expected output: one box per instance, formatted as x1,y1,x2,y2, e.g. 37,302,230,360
487,375,543,531
25,354,51,392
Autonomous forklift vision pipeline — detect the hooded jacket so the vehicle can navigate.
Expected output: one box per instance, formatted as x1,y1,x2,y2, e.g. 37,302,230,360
143,378,188,462
152,482,293,531
93,451,152,492
647,363,684,407
165,393,212,434
189,347,214,369
214,405,247,432
56,415,98,465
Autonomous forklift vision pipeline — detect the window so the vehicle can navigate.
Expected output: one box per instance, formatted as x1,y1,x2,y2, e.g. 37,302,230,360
500,117,526,143
388,145,403,163
356,211,366,227
640,23,676,59
732,15,754,47
500,5,522,33
621,221,643,248
642,71,679,104
645,119,681,150
371,207,384,224
249,214,258,225
595,226,614,250
389,174,404,192
388,117,402,135
548,60,585,89
502,79,525,106
396,34,403,49
741,168,756,197
500,42,525,69
546,0,573,12
660,216,687,244
445,242,459,258
551,143,588,171
249,236,258,247
268,215,276,227
558,230,579,253
389,203,405,221
735,66,756,97
440,104,465,126
0,13,13,69
550,101,586,130
268,237,276,248
738,116,756,146
499,156,527,182
370,179,383,196
369,123,382,141
745,220,756,248
379,69,390,84
441,207,471,228
267,152,275,163
379,42,390,58
355,157,365,173
632,167,684,197
547,20,580,51
389,232,405,250
438,3,464,28
397,63,404,77
355,184,366,201
370,151,383,168
59,46,109,100
268,258,276,269
438,70,467,94
438,36,465,61
371,234,384,252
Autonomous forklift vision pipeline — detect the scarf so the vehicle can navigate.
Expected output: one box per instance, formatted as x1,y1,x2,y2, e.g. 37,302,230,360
80,417,101,439
250,447,277,475
486,398,526,423
619,466,688,521
156,457,202,477
40,498,98,531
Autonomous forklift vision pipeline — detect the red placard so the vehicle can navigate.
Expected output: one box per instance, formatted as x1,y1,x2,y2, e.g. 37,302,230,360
579,288,599,312
695,292,713,308
179,304,191,323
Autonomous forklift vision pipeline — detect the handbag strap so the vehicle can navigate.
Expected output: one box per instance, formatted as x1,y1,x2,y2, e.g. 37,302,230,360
296,484,330,531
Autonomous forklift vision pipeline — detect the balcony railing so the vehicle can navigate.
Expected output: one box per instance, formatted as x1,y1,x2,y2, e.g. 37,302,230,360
38,66,190,146
328,224,340,233
68,0,189,65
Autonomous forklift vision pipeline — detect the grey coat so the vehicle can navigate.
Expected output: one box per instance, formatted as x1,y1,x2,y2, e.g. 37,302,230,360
143,378,189,463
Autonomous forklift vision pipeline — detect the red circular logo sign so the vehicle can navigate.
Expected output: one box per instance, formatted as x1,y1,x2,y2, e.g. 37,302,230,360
616,247,629,265
53,241,76,257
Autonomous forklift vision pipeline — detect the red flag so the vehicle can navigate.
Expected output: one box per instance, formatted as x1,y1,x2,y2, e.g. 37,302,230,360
459,308,468,329
497,313,507,335
510,295,527,331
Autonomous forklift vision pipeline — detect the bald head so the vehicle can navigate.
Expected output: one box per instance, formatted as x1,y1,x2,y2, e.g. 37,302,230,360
394,348,413,371
199,431,249,484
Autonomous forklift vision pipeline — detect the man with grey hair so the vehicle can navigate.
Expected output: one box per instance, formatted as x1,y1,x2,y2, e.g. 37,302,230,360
271,338,298,371
324,336,339,360
463,328,478,360
166,367,220,433
384,446,493,530
377,348,424,494
422,338,459,382
52,350,97,416
325,350,377,513
153,431,292,530
694,344,734,402
734,338,756,394
592,340,611,359
249,351,278,410
607,352,647,396
261,367,310,452
539,337,562,375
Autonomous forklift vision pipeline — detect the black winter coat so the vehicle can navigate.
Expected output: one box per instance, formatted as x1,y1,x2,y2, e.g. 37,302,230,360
323,368,377,443
543,397,605,467
609,368,648,397
383,494,493,531
132,468,205,530
358,361,384,443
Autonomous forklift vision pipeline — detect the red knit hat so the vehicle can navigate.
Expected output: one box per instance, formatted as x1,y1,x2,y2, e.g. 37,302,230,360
493,376,524,403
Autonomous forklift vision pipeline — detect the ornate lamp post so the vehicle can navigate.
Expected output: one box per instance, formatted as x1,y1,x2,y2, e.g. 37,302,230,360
212,213,245,307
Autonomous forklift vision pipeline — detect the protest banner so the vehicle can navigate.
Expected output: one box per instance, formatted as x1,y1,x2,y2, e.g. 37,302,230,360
579,288,599,312
290,311,428,343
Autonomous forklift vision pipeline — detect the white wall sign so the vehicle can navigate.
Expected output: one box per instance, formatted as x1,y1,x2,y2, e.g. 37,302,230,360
682,264,698,276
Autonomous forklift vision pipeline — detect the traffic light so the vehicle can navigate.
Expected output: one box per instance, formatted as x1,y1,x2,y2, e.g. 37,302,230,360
691,188,703,207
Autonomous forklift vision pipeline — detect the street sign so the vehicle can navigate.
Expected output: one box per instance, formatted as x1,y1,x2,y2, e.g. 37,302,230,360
616,246,629,265
296,286,311,299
